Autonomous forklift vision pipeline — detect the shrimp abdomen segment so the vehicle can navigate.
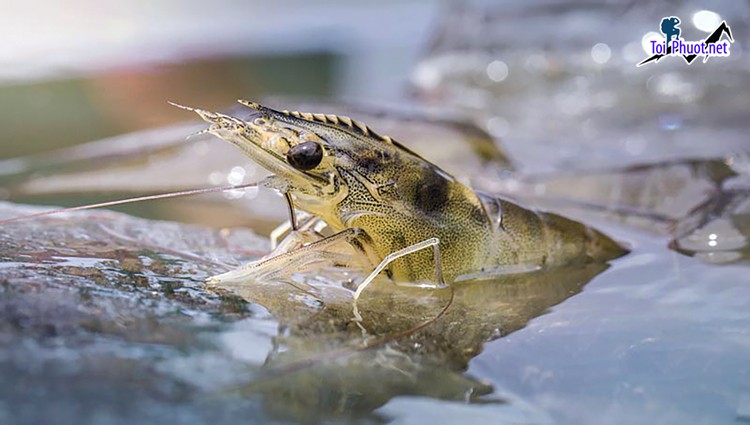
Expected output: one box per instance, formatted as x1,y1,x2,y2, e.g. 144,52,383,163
491,199,628,267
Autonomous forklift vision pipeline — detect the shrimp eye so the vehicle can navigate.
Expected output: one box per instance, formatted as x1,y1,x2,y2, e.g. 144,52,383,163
286,141,323,171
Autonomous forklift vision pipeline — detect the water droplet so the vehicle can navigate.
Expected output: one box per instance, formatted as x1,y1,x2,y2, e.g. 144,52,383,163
486,116,509,137
227,166,246,185
486,60,508,82
641,31,662,54
591,43,611,64
693,10,721,32
679,218,747,254
412,62,442,91
208,171,224,185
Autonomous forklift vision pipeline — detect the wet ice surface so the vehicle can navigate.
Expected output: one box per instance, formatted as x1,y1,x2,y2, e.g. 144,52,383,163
1,198,748,424
470,233,750,424
0,203,279,424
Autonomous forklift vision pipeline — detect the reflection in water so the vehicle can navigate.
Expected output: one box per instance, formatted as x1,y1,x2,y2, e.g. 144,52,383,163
218,263,609,422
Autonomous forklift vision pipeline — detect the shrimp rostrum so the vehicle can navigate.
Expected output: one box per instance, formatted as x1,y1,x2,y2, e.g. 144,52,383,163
173,100,628,300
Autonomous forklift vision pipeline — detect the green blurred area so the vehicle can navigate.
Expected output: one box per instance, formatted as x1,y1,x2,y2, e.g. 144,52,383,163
0,53,338,159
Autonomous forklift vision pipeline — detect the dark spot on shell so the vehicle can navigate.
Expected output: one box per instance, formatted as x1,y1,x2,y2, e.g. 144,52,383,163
358,155,382,174
414,168,449,214
357,150,390,174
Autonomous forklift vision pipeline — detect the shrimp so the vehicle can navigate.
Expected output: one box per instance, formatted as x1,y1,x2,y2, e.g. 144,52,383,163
171,100,628,301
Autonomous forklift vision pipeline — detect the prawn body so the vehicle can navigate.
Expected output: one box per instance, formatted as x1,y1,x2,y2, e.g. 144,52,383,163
175,101,626,287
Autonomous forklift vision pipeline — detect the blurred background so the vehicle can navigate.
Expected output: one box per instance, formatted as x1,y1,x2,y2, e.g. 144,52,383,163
2,0,747,163
0,0,441,159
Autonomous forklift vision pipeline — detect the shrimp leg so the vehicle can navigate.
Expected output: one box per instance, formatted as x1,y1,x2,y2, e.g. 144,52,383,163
269,214,325,252
353,237,448,300
207,227,379,286
352,237,448,322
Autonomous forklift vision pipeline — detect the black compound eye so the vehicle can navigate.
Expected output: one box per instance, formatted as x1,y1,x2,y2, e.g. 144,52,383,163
286,141,323,171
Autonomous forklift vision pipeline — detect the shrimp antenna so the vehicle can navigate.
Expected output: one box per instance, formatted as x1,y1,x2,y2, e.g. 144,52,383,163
0,182,258,225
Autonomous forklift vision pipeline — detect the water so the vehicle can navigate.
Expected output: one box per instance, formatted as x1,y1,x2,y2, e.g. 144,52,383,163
468,229,749,424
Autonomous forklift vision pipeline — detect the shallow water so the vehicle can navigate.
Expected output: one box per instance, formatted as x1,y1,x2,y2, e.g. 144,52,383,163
0,195,746,424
